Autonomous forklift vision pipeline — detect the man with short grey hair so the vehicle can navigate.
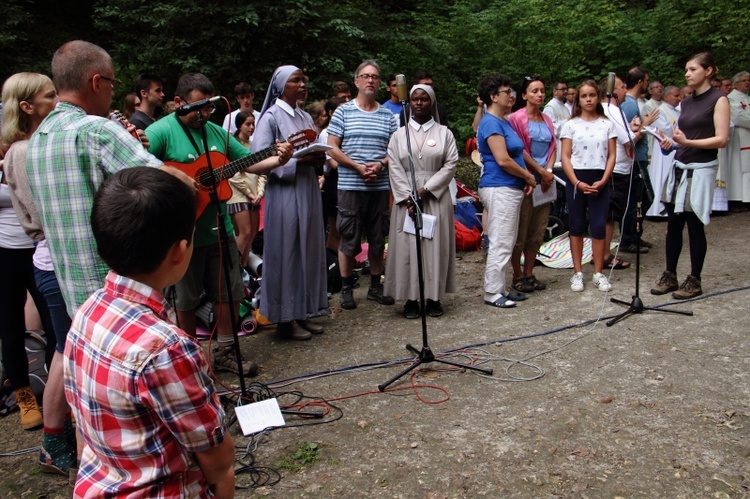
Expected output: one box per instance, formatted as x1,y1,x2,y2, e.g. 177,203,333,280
642,80,663,115
26,40,192,475
27,40,184,318
726,71,750,205
327,60,398,310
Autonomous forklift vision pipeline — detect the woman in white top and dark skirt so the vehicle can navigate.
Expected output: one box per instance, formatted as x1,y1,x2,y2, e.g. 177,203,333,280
560,80,617,293
651,52,729,299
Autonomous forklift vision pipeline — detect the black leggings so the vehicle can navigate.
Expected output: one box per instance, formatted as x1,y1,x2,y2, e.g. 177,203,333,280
664,204,707,280
0,247,55,390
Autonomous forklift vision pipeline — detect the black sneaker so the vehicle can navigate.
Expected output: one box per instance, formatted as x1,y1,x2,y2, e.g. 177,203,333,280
403,300,419,319
426,299,443,317
367,284,395,305
340,285,356,310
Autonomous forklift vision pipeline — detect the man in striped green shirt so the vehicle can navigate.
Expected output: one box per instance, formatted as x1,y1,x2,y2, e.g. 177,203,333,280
26,40,188,317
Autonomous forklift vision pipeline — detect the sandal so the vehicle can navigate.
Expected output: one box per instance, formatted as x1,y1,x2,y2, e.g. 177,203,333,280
484,296,516,308
506,291,527,302
604,255,631,270
512,276,535,293
527,275,546,291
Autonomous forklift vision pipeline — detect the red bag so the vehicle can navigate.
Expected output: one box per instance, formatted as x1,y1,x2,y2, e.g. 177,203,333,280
465,137,478,158
455,219,482,251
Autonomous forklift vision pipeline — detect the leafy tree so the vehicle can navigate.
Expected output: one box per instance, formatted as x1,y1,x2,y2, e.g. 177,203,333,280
2,0,748,146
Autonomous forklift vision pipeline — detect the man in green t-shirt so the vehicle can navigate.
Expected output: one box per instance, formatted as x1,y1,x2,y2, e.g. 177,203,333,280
146,73,292,377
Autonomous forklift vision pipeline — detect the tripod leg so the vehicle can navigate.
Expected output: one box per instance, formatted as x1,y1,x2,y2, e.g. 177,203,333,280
432,358,493,375
378,359,425,392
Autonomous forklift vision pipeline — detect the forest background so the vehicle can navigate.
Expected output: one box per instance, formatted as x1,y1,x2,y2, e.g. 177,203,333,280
2,0,748,145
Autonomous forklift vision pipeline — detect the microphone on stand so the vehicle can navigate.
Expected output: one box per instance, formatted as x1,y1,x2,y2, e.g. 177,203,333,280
606,72,617,97
175,96,221,116
396,74,408,104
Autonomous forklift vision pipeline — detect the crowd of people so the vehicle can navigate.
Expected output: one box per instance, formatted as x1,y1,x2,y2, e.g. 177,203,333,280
0,39,744,496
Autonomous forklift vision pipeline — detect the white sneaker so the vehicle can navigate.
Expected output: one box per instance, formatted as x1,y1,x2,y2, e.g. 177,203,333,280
570,272,584,292
593,272,612,292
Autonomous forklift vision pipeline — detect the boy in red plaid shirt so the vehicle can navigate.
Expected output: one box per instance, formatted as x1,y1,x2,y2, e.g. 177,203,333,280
63,168,235,498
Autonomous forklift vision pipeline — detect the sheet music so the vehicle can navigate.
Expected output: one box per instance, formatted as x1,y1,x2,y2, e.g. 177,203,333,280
532,182,556,207
235,398,286,436
403,212,436,239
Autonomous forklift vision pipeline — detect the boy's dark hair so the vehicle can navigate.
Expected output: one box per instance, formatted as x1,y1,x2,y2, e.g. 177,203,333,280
624,66,649,90
175,73,215,101
92,168,196,276
478,73,512,106
413,69,433,85
330,80,350,97
233,81,253,96
134,73,164,97
386,73,397,86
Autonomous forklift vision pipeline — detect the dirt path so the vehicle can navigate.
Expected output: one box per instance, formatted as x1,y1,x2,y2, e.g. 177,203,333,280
2,212,749,498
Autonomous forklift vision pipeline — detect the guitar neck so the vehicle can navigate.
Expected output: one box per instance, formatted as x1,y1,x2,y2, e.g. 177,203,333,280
200,143,278,186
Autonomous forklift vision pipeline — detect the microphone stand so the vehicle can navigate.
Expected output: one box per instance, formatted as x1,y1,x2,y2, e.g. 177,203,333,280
604,93,692,326
379,97,492,391
195,111,249,398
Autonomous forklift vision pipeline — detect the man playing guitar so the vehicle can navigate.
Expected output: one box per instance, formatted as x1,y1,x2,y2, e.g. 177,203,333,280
146,72,293,377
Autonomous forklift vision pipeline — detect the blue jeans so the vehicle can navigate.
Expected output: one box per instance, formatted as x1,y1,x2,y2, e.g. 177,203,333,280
34,267,71,353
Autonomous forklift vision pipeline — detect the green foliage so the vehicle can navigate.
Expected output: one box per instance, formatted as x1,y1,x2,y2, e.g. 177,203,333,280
2,0,748,148
278,442,321,472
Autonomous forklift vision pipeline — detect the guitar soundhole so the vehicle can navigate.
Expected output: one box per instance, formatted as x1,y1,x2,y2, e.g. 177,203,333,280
196,167,216,190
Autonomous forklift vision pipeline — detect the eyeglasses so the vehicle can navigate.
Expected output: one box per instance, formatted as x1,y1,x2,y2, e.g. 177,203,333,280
525,75,543,82
91,75,120,90
555,86,568,92
496,88,517,99
357,74,381,81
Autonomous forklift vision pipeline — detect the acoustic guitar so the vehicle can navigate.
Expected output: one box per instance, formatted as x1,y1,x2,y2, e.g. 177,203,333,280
165,129,316,220
109,110,141,141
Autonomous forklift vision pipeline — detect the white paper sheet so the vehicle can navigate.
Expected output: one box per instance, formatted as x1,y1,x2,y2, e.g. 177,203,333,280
403,212,436,239
235,398,286,436
532,182,556,207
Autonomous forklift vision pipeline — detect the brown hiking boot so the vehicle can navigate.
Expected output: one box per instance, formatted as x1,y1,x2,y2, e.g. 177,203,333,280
672,275,702,300
15,386,43,430
650,270,679,295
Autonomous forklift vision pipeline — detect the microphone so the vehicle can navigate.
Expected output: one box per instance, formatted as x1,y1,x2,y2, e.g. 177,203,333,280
396,74,408,103
606,72,616,97
175,95,221,116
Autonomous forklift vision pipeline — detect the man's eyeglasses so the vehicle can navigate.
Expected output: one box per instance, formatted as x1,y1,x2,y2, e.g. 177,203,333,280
91,74,120,90
357,74,381,82
199,104,217,115
496,88,517,99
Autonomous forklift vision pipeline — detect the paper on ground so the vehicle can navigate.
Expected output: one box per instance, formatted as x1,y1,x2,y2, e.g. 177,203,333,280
235,398,286,436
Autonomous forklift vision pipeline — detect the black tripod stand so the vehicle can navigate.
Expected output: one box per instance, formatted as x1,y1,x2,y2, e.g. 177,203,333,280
379,82,492,391
604,86,692,326
193,110,250,398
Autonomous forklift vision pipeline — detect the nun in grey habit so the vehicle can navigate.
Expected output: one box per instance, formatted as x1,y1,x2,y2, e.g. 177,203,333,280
254,65,328,339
